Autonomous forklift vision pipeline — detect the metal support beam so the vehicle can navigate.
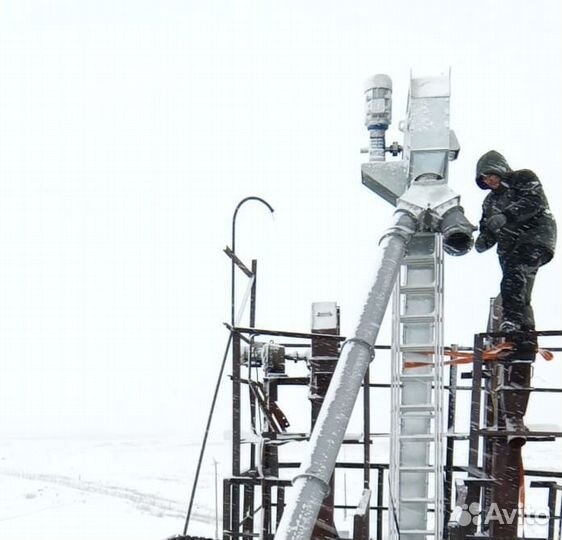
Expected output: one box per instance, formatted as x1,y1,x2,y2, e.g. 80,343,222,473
232,332,242,536
444,362,458,539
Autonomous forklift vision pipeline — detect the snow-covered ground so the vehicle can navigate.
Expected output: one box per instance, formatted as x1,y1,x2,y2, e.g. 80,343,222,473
0,437,229,540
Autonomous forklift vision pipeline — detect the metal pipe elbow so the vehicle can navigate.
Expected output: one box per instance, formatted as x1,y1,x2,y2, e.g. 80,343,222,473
440,206,476,256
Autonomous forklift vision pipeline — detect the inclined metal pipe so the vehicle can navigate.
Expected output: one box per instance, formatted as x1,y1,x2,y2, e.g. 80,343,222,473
274,209,417,540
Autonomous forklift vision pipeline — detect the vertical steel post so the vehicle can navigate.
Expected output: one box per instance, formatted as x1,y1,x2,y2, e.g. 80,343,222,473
262,480,272,540
482,296,500,527
264,376,279,538
249,259,258,473
250,259,257,328
249,261,258,487
490,447,521,539
466,334,484,537
362,368,371,540
468,336,483,471
547,485,556,540
377,468,383,540
276,486,285,528
243,485,255,538
232,332,242,535
444,361,458,538
223,479,232,540
481,364,495,529
363,368,371,489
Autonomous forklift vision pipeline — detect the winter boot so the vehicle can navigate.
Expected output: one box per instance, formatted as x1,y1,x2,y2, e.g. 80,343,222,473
501,389,530,447
499,362,532,448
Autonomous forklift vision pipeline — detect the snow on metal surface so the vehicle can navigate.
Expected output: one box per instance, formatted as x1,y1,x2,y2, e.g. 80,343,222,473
410,75,450,98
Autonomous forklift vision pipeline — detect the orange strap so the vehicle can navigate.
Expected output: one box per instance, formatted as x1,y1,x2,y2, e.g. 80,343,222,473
539,348,555,361
404,343,554,369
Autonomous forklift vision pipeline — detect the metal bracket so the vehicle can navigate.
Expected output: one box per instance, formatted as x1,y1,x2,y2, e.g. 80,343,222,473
341,338,376,362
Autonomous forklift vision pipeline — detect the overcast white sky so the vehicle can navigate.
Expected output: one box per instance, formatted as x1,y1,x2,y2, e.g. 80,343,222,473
0,0,560,439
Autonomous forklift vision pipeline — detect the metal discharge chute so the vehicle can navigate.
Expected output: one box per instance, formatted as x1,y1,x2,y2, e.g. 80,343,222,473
274,72,475,540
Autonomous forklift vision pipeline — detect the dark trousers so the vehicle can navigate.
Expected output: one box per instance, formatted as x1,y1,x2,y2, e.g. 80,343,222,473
499,244,548,331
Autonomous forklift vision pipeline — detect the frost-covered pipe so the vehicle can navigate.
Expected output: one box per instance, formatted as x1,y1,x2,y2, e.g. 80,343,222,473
440,206,476,256
274,209,417,540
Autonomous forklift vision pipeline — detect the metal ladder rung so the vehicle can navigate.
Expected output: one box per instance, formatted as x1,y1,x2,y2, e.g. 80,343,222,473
400,404,435,412
400,344,435,352
401,412,435,418
400,373,435,380
401,497,435,503
399,434,435,441
400,530,436,535
399,466,435,472
400,285,435,293
402,255,436,264
400,315,436,323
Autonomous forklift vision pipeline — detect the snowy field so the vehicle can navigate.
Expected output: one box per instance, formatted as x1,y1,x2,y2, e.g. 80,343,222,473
0,437,230,540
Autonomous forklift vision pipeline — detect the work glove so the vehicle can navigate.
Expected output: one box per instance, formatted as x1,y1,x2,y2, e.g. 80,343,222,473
487,213,507,233
475,234,493,253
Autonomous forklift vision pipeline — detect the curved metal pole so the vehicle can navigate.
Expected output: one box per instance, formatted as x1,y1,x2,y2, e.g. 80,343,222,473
231,197,274,326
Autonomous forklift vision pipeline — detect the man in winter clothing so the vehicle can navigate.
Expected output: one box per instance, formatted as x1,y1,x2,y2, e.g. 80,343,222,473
475,150,557,335
474,150,557,446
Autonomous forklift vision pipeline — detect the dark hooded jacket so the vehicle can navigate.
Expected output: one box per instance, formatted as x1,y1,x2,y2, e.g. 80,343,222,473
475,150,557,262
